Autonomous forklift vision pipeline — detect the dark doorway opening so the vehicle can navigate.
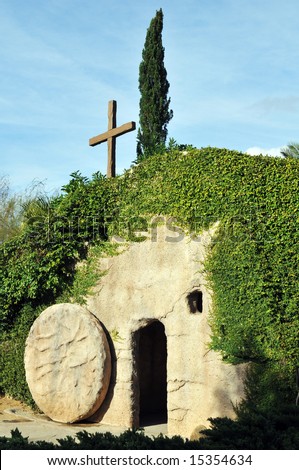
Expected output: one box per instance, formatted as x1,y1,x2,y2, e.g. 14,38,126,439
137,321,167,426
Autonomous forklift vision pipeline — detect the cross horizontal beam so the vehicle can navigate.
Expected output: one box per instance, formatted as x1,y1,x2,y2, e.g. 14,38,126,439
89,121,136,147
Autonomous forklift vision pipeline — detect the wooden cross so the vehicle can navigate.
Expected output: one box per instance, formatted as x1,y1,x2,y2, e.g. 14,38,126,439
89,100,136,177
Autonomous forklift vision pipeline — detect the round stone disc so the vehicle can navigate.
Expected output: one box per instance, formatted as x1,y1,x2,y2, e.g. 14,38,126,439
24,303,111,423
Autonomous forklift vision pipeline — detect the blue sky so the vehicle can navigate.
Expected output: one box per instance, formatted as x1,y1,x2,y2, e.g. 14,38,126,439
1,0,299,195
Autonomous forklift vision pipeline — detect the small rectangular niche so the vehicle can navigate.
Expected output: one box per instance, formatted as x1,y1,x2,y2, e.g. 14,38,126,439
187,290,203,314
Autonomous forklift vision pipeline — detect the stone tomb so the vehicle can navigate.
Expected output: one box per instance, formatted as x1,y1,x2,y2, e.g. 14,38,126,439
25,224,246,438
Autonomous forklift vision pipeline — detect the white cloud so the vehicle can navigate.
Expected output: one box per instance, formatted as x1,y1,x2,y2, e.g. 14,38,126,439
245,146,283,157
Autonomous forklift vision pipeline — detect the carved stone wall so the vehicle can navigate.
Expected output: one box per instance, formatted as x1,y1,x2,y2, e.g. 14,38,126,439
85,224,247,438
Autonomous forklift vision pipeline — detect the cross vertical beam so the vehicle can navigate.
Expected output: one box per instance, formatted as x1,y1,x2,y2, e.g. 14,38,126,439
89,100,136,178
107,100,116,177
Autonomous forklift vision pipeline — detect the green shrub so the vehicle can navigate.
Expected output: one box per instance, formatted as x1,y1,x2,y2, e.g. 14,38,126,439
1,407,299,450
0,172,116,401
0,304,41,405
199,405,299,450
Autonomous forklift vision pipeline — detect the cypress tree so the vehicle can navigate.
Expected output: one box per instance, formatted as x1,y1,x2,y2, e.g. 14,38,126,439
136,9,173,160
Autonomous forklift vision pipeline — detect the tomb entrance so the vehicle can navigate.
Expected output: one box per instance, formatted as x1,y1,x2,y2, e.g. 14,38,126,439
136,321,167,426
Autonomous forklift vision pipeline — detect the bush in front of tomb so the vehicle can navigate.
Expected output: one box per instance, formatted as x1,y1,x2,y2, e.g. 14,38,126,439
1,405,299,449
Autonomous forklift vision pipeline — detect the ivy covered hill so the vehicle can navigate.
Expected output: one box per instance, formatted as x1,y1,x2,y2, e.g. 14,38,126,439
0,147,298,410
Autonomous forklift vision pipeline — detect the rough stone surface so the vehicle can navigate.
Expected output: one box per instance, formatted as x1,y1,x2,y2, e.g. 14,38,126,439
24,304,111,423
85,223,247,437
